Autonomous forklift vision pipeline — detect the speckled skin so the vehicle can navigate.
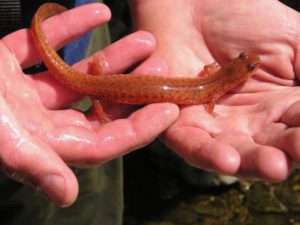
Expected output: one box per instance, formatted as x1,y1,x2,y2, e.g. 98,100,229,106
31,3,260,107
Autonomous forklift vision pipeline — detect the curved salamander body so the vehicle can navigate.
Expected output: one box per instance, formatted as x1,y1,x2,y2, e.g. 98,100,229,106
31,3,260,109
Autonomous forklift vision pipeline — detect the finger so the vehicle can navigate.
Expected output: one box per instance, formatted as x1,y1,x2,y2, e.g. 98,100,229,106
237,144,290,182
77,31,157,75
31,31,156,109
216,132,290,182
42,103,179,166
0,94,78,207
281,100,300,126
132,57,168,76
163,125,241,175
2,3,111,68
254,122,300,164
254,123,300,161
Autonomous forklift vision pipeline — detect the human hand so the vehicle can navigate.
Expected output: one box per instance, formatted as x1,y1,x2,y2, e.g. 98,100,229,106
129,0,300,182
0,3,179,207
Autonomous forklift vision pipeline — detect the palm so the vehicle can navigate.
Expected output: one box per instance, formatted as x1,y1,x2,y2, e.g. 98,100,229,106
131,0,300,181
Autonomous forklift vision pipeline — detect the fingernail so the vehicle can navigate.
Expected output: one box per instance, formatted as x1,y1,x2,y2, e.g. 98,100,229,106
41,175,66,206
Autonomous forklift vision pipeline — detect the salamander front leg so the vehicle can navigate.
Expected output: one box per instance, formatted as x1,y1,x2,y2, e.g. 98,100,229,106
205,98,216,114
89,55,111,123
199,62,221,77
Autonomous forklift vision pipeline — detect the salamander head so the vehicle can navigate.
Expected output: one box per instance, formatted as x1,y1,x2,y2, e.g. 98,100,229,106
238,52,261,73
227,52,261,82
216,52,261,96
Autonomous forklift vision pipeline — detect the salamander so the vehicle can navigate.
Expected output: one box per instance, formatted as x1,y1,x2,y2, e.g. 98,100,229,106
31,3,261,121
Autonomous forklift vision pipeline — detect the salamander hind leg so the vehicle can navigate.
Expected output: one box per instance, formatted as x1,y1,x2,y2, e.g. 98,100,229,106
89,55,111,123
90,96,111,123
91,55,104,76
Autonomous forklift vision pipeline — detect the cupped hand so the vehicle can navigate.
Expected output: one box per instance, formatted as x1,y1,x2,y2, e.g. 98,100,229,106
0,3,179,207
129,0,300,182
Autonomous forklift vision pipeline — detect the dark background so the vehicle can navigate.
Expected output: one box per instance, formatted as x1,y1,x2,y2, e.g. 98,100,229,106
0,1,299,224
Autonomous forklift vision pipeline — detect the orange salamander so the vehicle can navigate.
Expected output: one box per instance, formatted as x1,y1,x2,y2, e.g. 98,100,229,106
31,3,261,121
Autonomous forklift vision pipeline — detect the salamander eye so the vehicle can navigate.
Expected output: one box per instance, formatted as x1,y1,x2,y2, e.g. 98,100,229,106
239,52,248,59
248,63,256,70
